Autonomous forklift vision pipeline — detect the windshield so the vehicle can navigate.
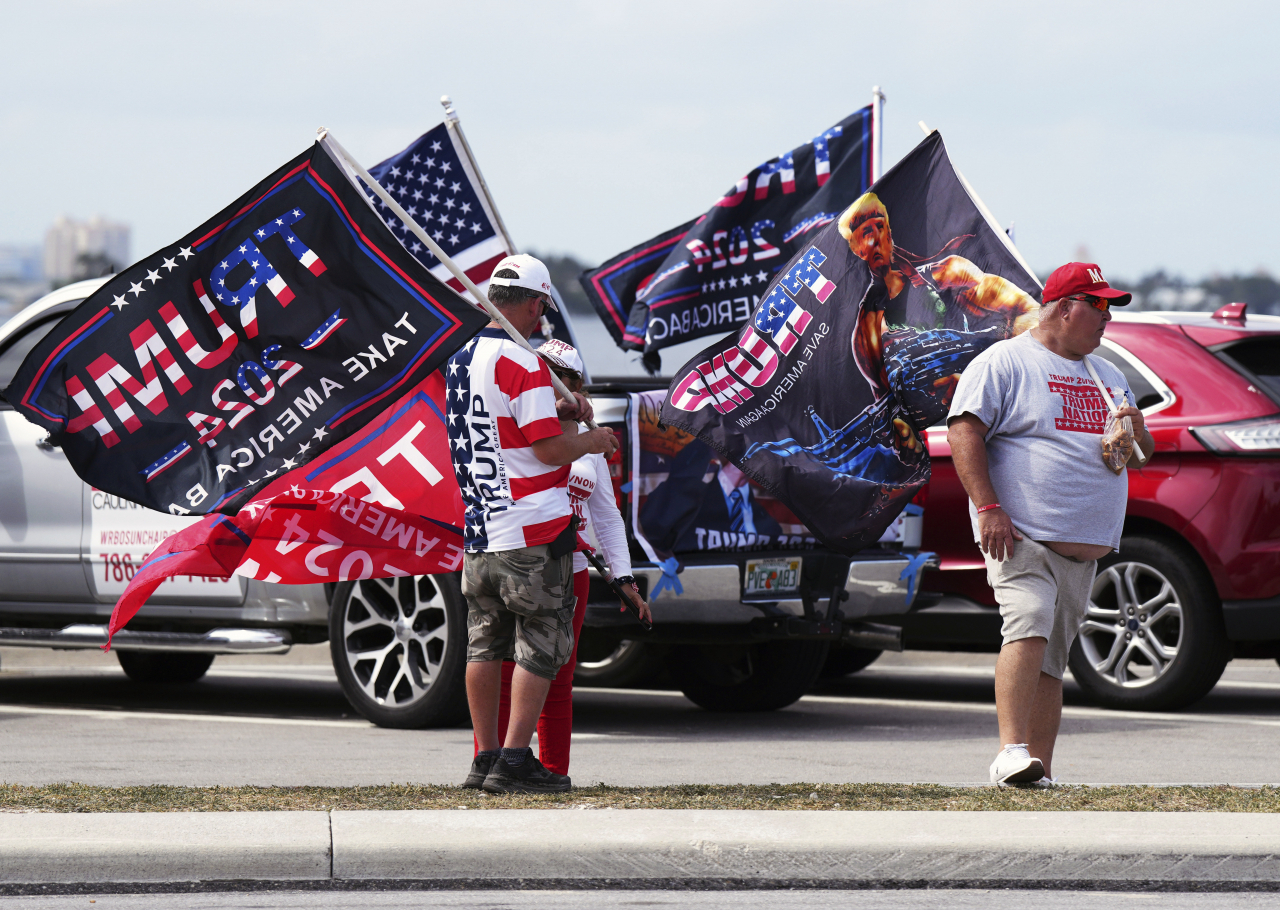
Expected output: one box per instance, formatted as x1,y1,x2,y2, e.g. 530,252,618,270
1216,337,1280,404
0,313,69,402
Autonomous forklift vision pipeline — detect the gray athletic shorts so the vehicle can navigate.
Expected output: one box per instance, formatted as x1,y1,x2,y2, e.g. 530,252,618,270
983,534,1098,679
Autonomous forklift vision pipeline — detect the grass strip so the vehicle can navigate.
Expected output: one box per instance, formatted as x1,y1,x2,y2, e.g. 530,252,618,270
1,782,1278,813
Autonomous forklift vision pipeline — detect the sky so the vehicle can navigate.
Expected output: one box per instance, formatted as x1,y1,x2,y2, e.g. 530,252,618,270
2,0,1277,285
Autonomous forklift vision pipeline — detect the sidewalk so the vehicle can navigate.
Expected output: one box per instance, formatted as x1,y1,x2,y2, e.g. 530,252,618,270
3,810,1279,888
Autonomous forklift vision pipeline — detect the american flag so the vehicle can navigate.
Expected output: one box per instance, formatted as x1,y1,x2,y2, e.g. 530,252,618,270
364,122,511,299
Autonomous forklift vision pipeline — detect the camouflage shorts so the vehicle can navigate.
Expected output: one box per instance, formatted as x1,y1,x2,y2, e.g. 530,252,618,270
462,545,575,681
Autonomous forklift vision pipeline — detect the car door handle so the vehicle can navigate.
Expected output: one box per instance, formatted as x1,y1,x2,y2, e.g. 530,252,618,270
36,434,58,450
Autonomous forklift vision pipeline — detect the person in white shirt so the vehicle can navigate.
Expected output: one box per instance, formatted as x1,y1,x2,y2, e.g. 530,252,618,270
948,262,1151,787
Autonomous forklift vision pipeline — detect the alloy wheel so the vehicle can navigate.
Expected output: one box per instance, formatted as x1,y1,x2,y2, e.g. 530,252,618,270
572,632,664,688
576,639,643,673
341,576,449,708
1077,561,1183,688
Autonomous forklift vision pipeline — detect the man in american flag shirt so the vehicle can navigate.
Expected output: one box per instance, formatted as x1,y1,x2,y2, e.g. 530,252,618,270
449,255,618,794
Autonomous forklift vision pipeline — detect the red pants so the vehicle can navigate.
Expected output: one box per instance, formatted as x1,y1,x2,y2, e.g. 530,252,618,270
473,568,588,775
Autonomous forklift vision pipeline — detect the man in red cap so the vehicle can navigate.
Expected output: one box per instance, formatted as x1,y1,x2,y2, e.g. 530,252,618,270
946,262,1153,786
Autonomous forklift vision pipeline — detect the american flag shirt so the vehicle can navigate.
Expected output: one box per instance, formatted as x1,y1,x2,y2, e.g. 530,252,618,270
366,123,511,298
446,327,571,552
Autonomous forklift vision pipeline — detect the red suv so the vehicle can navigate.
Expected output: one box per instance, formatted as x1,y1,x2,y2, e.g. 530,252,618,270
914,304,1280,710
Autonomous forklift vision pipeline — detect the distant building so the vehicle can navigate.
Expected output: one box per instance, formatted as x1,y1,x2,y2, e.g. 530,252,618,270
43,216,130,283
0,244,43,281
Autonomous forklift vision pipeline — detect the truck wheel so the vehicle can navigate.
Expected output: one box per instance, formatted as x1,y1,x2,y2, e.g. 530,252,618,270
573,633,662,689
666,640,830,712
1068,535,1230,711
329,574,469,729
117,651,214,684
819,646,882,679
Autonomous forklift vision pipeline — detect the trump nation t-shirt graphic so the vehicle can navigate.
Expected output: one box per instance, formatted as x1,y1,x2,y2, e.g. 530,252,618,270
1047,374,1117,434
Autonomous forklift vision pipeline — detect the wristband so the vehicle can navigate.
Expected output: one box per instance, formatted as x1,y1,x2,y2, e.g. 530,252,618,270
975,503,1002,514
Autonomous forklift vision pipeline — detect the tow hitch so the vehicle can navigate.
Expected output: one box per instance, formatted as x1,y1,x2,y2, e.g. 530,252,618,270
785,573,905,651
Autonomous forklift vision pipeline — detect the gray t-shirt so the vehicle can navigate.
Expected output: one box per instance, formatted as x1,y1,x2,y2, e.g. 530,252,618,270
946,330,1133,550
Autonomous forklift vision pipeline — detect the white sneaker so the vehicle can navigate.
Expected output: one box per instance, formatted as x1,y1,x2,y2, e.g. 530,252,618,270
1031,776,1060,789
988,744,1044,785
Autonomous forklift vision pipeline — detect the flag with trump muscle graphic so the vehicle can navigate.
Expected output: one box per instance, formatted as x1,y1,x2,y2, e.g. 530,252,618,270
660,133,1042,553
4,138,488,517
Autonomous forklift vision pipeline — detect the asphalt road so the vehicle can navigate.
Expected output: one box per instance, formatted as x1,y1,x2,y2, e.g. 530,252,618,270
3,891,1280,910
1,646,1278,787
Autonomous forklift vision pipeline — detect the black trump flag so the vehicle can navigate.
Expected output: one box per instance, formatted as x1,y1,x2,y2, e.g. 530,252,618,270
659,133,1042,553
5,139,488,515
582,106,873,371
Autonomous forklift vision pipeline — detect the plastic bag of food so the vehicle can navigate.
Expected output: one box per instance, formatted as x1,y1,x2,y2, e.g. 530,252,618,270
1101,411,1134,474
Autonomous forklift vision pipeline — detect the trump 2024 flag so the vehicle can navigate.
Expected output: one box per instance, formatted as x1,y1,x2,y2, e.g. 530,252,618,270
582,106,873,370
5,138,488,516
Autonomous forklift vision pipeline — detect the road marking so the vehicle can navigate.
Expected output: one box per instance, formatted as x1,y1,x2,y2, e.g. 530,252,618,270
0,704,371,728
540,732,615,740
0,667,339,682
0,703,624,737
857,665,1280,691
859,665,997,677
583,687,687,698
581,687,1280,730
1219,681,1280,691
208,667,338,680
803,693,1280,730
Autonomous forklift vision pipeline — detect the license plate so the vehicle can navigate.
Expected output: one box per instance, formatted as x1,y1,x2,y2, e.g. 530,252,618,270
744,557,802,597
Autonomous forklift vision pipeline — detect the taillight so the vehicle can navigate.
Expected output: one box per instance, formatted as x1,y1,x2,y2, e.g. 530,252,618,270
1191,415,1280,455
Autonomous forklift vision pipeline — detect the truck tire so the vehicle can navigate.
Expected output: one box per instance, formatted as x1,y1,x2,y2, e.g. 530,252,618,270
819,646,882,679
1068,535,1230,711
666,640,830,712
329,574,469,729
573,634,663,689
117,651,214,684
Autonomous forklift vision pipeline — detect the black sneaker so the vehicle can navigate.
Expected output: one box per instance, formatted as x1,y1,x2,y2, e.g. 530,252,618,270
482,754,572,794
462,752,498,790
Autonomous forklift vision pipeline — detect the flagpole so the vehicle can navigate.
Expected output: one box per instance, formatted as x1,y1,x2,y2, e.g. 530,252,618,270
871,86,886,182
952,165,1041,289
317,130,592,425
440,94,549,341
440,95,519,255
441,96,578,356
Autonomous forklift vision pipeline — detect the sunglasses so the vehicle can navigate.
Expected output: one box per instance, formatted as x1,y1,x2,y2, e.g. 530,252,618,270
1070,295,1110,313
518,289,549,310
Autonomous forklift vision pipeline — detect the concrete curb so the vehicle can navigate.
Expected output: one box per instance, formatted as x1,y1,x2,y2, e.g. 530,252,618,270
2,810,1279,887
0,811,330,883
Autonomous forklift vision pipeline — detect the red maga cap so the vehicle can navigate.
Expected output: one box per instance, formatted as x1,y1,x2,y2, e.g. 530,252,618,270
1042,262,1132,306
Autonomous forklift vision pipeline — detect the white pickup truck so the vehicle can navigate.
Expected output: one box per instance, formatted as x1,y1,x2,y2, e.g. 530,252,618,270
0,280,930,727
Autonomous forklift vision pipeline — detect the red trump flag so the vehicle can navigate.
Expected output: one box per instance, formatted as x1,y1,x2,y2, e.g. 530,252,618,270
107,370,464,644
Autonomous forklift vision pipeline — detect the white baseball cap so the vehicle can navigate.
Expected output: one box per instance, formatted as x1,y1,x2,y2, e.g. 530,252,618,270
537,339,584,375
488,254,558,311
